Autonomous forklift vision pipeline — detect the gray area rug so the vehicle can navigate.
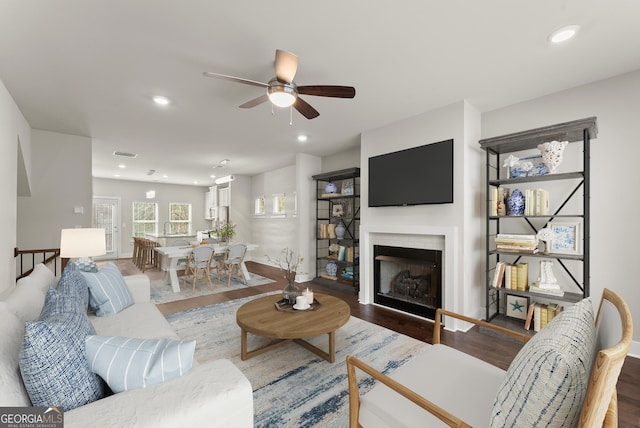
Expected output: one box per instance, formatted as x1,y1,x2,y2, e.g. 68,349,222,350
150,272,275,304
165,293,429,427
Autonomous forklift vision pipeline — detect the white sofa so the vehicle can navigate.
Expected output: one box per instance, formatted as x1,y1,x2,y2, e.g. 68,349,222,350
0,263,253,428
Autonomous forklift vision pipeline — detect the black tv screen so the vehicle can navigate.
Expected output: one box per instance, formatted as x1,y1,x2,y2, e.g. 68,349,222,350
368,139,454,207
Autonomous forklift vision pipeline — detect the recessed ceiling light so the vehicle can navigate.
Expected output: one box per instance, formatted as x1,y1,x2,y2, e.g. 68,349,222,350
113,173,120,178
118,164,126,169
162,174,169,178
548,25,580,44
193,181,199,185
297,135,308,142
153,95,171,106
210,174,216,179
220,159,230,165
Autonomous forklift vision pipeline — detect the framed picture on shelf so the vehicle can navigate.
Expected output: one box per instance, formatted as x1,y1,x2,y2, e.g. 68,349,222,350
505,294,529,320
341,179,354,195
549,221,581,254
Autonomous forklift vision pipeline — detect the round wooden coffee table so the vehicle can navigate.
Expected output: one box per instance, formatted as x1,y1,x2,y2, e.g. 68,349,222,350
236,293,350,363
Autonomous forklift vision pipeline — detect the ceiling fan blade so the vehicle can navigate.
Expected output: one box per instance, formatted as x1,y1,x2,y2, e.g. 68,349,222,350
203,71,269,88
239,94,269,108
294,97,320,119
297,85,356,98
275,50,298,83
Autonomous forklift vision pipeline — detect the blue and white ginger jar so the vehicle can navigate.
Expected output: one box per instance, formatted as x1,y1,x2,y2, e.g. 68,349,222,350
325,182,338,194
507,189,525,216
326,261,338,277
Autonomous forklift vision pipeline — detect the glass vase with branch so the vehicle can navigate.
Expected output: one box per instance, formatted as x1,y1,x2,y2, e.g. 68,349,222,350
268,247,305,304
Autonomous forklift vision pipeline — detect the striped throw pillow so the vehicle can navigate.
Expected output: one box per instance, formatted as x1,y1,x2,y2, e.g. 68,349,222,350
82,263,134,317
490,298,596,427
85,336,196,393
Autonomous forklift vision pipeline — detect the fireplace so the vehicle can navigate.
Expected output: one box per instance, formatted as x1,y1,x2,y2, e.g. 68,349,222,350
374,245,442,319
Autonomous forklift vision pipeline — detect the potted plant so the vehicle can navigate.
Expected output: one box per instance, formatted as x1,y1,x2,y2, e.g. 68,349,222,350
215,221,236,242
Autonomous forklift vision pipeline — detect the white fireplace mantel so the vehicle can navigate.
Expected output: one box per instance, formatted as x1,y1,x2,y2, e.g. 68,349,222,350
360,224,463,330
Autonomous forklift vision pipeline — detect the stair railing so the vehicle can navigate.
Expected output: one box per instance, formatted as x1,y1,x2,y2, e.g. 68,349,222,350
15,247,61,280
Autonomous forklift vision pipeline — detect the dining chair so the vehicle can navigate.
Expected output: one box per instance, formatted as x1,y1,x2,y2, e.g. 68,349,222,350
185,245,214,292
170,239,191,273
209,247,228,282
222,243,247,286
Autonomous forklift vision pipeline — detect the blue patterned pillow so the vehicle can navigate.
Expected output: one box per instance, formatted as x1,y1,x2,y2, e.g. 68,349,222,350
19,311,106,410
40,288,84,319
57,260,90,310
81,263,134,317
85,336,196,393
490,298,596,427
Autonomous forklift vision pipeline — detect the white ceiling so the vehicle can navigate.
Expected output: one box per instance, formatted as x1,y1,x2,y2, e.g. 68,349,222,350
1,1,639,186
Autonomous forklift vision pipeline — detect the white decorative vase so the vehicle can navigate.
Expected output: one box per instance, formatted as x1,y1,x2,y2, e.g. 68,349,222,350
537,140,568,173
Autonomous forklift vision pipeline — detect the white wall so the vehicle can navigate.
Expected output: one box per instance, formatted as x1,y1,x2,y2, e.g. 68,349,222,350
482,69,640,353
251,164,299,265
17,130,93,250
93,178,212,257
0,80,30,291
321,145,360,172
360,100,484,316
296,153,322,280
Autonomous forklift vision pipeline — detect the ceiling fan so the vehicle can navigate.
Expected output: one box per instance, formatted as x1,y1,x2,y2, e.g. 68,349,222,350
203,49,356,119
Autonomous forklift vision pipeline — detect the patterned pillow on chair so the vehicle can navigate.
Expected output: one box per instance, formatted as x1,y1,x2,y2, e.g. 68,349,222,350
490,298,596,427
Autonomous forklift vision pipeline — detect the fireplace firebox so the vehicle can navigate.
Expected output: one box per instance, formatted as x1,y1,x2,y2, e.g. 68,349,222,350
373,245,442,319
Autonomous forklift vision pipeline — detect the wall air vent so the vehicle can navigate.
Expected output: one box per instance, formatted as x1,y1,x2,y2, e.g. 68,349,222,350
113,151,138,158
146,170,156,176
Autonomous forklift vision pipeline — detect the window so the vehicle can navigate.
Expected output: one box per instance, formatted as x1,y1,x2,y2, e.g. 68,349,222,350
169,203,192,235
133,202,157,236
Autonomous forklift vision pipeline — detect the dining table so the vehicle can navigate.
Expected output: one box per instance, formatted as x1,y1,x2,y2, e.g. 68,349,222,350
154,243,258,292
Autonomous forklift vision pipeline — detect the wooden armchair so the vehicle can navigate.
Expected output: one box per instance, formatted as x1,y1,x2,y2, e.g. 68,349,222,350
346,288,632,427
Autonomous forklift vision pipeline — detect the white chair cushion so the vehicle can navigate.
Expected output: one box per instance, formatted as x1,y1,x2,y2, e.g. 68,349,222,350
359,344,506,427
490,298,596,427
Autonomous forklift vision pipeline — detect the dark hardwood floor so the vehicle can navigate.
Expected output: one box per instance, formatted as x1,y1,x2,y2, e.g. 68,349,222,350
111,259,640,427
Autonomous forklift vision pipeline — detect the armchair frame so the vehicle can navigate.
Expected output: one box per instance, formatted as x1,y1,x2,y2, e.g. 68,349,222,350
346,288,632,428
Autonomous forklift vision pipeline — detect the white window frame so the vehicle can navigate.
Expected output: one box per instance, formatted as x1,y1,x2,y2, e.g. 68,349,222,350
132,201,158,237
169,202,192,235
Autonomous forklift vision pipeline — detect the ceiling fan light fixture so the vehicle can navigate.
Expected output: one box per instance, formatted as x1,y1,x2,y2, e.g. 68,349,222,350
267,80,297,107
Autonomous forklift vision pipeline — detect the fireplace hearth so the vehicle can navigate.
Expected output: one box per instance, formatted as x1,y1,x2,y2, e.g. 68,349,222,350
374,245,442,319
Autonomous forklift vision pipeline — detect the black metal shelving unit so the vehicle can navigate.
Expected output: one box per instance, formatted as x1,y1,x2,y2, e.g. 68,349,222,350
312,168,360,292
479,117,597,325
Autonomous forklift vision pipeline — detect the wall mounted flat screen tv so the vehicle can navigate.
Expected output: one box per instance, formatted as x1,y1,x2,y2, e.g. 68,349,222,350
368,139,454,207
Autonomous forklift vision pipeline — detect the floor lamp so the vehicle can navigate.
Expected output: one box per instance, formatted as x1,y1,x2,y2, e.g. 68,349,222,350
60,228,107,272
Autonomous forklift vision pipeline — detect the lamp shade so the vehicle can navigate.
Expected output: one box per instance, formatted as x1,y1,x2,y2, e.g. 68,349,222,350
60,228,106,258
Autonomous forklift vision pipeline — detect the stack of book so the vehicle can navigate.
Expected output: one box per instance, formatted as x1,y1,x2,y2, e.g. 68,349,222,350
489,187,509,216
495,234,538,253
523,189,550,216
529,282,565,297
524,303,562,331
341,266,355,281
491,261,528,291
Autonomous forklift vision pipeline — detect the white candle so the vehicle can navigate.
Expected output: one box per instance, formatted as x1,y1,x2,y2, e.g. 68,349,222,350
302,288,314,305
